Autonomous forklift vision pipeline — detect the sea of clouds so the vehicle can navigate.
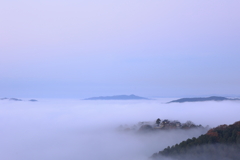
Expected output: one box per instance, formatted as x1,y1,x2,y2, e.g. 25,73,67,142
0,98,239,160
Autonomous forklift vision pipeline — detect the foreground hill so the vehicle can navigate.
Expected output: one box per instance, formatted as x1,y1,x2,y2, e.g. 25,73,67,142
84,94,149,100
167,96,240,103
152,121,240,160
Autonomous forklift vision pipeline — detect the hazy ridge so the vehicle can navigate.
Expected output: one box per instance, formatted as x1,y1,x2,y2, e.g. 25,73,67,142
84,94,149,100
167,96,240,103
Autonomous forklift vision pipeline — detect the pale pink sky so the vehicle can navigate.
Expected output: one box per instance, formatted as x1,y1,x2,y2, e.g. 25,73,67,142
0,0,240,98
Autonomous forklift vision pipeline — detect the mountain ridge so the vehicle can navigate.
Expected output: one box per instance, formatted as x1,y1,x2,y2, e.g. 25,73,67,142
167,96,240,103
84,94,149,100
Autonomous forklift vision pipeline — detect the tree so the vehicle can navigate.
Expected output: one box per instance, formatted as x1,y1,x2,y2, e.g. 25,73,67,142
156,118,161,126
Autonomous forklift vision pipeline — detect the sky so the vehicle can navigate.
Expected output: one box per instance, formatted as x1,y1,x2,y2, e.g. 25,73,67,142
1,0,240,98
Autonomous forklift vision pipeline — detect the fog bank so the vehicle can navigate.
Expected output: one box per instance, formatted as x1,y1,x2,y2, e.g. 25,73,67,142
0,99,239,160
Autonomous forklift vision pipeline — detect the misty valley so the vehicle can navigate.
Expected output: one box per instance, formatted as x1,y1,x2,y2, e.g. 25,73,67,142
0,98,239,160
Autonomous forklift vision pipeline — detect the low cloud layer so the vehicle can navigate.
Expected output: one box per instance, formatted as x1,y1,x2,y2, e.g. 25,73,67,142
0,99,239,160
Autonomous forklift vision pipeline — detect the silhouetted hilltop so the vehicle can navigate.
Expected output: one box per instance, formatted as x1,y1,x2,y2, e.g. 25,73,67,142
84,94,149,100
167,96,240,103
152,121,240,160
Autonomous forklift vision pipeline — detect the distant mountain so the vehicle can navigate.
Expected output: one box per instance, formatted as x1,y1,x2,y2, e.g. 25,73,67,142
0,98,38,102
29,99,38,102
84,94,149,100
152,121,240,160
0,98,22,101
167,96,240,103
0,97,8,100
9,98,22,101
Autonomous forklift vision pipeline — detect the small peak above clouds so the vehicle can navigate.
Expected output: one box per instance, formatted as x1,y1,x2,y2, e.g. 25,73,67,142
29,99,38,102
0,98,22,101
0,98,38,102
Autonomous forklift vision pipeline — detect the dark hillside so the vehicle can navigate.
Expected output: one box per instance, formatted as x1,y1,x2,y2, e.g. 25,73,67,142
152,121,240,160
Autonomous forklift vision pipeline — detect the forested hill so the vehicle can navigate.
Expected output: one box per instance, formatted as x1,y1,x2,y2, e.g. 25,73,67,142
152,121,240,160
